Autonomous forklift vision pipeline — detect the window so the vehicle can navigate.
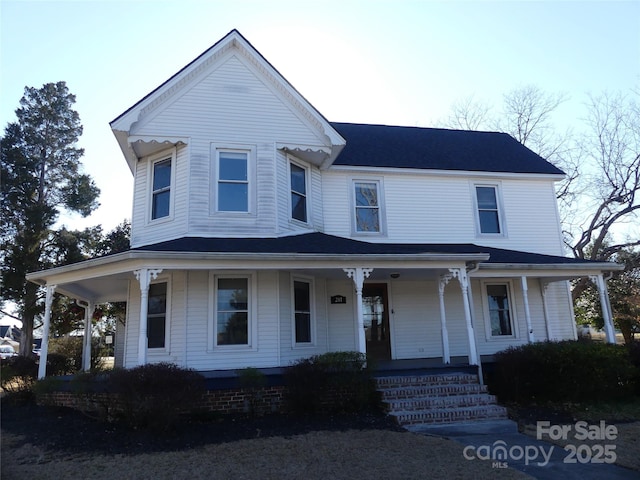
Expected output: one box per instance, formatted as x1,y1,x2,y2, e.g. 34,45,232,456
486,284,513,336
218,151,248,212
147,282,167,348
354,181,380,233
293,279,312,344
151,158,171,220
290,162,307,223
475,185,502,234
216,277,249,345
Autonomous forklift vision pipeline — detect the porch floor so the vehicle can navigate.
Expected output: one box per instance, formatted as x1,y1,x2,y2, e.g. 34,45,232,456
372,356,478,377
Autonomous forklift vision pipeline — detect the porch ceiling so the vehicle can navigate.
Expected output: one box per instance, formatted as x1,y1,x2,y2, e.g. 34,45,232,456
37,272,132,305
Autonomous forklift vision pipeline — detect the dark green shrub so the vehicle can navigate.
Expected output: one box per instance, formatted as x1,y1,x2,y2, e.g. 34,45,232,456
106,362,206,431
489,341,639,404
0,355,38,404
627,341,640,394
46,353,74,375
284,351,380,414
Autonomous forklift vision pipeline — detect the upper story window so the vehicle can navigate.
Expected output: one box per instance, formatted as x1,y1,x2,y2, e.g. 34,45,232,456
483,282,515,338
217,151,249,212
290,162,308,223
293,278,313,344
353,180,383,234
151,158,172,220
474,184,504,235
147,281,169,349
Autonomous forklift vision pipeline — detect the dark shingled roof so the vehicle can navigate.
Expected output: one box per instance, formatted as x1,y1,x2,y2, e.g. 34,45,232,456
133,233,597,266
330,122,565,175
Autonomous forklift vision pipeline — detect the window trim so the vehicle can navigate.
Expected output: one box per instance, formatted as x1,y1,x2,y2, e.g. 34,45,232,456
480,280,519,340
208,272,257,351
288,158,310,225
146,276,171,353
291,275,315,347
350,178,386,236
211,145,256,215
472,182,507,237
147,149,176,224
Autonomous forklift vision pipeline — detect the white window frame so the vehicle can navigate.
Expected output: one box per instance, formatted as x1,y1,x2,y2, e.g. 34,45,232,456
351,178,386,236
147,275,171,353
472,182,507,237
291,275,315,347
208,272,257,351
481,280,519,340
147,149,176,224
211,145,256,215
288,158,310,225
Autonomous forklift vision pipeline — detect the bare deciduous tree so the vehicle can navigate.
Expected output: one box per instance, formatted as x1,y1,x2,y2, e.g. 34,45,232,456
570,92,640,300
441,95,492,131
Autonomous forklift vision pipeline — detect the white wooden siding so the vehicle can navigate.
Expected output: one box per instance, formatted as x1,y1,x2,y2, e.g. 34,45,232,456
130,146,189,248
129,53,330,245
278,272,329,366
183,270,281,371
326,279,357,352
322,170,565,255
122,271,575,369
276,153,325,234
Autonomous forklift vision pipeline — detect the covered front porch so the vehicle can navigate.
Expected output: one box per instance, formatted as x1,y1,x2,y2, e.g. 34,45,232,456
25,234,623,379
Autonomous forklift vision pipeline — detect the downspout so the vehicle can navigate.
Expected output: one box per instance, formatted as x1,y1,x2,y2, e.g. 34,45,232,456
466,261,484,386
602,271,616,343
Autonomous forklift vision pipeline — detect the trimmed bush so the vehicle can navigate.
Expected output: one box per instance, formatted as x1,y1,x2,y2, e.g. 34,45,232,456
0,355,38,404
106,362,206,431
284,351,380,414
488,341,639,403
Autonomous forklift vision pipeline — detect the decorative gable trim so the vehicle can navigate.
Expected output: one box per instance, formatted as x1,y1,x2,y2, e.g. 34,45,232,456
111,30,344,173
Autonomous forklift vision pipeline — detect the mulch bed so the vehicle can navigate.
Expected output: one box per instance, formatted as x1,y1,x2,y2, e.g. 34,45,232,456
1,401,401,456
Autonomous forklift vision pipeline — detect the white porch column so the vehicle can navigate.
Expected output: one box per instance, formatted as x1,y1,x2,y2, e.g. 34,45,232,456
37,284,57,380
590,274,616,344
450,268,478,365
520,276,535,343
134,268,163,365
539,280,553,341
344,268,373,355
82,301,95,372
438,273,452,364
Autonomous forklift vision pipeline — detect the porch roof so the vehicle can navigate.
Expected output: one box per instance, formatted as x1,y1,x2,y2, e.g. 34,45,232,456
26,233,621,303
132,233,618,269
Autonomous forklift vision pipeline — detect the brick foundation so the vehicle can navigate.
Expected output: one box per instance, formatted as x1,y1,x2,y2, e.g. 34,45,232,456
37,386,287,416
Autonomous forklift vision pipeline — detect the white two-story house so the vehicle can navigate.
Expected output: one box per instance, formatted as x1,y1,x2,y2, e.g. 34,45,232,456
28,30,621,378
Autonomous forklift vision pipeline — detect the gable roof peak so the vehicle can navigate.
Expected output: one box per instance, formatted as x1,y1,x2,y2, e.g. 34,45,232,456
110,29,344,172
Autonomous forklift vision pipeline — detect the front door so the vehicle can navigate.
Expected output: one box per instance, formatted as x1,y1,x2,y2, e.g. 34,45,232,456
363,284,391,361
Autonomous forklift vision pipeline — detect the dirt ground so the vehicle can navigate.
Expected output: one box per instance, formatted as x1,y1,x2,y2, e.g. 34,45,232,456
1,403,529,480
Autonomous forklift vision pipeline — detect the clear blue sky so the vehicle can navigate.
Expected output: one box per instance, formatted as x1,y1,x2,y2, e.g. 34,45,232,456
1,0,639,232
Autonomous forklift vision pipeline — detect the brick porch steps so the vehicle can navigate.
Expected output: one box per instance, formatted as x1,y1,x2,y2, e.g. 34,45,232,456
375,372,508,426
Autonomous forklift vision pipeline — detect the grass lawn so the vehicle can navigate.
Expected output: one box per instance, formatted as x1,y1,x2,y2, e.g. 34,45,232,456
1,403,530,480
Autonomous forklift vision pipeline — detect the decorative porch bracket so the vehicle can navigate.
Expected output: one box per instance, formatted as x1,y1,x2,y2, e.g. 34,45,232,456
449,268,479,366
82,301,95,372
37,284,57,380
134,268,163,365
438,273,453,364
589,274,616,344
520,276,535,343
343,268,374,355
